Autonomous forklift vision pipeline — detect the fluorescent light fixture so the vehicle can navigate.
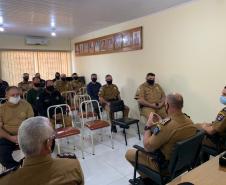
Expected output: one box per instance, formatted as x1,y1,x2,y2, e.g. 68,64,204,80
0,16,3,24
51,21,55,28
51,32,56,36
0,27,4,32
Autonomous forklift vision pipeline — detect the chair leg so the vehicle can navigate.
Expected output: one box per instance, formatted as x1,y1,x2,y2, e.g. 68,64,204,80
79,134,85,159
57,142,61,154
124,129,128,146
110,127,114,149
136,123,141,140
91,131,95,155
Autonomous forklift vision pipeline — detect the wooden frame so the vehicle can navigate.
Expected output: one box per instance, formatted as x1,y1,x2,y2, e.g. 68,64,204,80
75,26,142,56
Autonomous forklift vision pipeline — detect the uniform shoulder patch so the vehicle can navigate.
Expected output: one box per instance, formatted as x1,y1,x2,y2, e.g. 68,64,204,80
216,113,225,122
160,117,171,125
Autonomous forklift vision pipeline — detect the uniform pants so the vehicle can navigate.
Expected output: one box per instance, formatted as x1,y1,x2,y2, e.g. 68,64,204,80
103,104,129,122
50,114,72,128
200,136,218,162
125,149,159,177
141,107,167,119
0,138,19,169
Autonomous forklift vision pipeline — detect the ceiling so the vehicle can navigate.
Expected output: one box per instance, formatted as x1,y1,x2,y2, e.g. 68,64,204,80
0,0,191,38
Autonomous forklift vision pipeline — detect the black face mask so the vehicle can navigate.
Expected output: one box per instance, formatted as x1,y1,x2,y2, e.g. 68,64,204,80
46,86,54,92
23,77,29,82
91,78,97,83
72,77,79,80
34,83,40,88
106,80,112,85
55,76,60,80
147,79,155,85
61,78,66,81
51,138,55,152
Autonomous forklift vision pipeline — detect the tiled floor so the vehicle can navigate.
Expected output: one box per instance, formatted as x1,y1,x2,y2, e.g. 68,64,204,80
57,125,143,185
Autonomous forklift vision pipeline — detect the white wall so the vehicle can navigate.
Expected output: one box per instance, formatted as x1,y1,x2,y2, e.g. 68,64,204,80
71,0,226,123
0,34,71,51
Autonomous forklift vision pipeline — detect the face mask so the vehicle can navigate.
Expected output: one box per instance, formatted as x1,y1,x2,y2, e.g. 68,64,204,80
91,78,97,83
147,79,155,85
34,83,40,88
73,77,79,80
55,76,60,80
23,77,29,82
9,96,21,104
220,96,226,105
106,80,112,85
46,86,54,92
61,78,66,81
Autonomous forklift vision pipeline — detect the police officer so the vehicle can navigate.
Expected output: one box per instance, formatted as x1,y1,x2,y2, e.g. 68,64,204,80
135,73,167,119
99,74,129,132
37,80,71,127
0,116,84,185
0,78,9,99
53,72,60,82
54,74,70,93
125,93,196,184
0,86,34,169
196,86,226,161
26,77,44,116
70,73,84,94
18,73,32,93
35,73,45,88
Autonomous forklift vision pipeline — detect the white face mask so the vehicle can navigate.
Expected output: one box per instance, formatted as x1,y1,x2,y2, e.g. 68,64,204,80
9,96,21,104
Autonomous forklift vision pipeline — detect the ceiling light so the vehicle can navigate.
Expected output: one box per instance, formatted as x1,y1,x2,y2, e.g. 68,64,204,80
51,32,56,37
0,16,3,25
51,22,55,28
0,27,4,32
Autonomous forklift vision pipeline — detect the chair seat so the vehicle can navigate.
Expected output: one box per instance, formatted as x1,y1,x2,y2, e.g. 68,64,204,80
112,117,139,128
78,111,97,118
55,127,80,139
85,120,110,130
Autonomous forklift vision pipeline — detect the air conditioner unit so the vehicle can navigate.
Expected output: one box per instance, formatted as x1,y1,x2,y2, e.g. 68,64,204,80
25,36,48,45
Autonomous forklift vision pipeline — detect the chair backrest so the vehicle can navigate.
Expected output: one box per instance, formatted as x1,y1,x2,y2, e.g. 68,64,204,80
47,104,72,128
168,129,205,178
75,94,91,111
109,100,125,113
61,91,76,106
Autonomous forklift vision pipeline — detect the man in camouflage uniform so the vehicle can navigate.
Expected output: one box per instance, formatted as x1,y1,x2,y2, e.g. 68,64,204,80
18,73,32,93
54,74,70,94
70,73,84,94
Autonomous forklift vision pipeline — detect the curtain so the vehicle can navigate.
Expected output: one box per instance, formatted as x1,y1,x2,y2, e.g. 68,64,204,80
0,50,71,85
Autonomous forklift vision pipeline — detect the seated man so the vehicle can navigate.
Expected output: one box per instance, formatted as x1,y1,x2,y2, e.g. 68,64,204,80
27,77,44,116
37,80,72,128
54,74,70,93
135,73,166,119
0,78,9,99
125,93,197,184
99,74,129,132
196,86,226,161
70,73,84,94
0,86,34,169
35,73,45,88
0,116,84,185
18,73,32,93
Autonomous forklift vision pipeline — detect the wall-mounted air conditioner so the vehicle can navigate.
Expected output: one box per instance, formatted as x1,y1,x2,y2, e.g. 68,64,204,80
25,36,48,45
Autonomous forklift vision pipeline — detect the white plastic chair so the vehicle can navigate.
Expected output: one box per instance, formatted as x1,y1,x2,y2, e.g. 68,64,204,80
80,100,114,155
47,104,84,158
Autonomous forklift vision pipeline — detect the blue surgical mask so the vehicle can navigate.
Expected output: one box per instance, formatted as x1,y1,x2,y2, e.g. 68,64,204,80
220,96,226,105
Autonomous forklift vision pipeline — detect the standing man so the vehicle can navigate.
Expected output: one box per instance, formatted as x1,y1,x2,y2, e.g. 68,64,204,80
126,93,196,184
35,73,45,88
53,72,61,83
70,73,84,94
87,73,101,101
18,73,33,93
0,116,84,185
54,74,70,93
99,74,129,132
26,77,44,116
135,73,166,119
0,86,34,169
0,78,9,99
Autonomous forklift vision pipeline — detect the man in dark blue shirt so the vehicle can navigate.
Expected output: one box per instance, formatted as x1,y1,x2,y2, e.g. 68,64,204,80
87,74,101,101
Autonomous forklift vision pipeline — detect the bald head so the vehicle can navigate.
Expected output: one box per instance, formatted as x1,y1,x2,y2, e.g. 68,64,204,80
166,93,183,110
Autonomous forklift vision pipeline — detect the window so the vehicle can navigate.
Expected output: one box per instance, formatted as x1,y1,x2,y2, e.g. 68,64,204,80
0,50,71,85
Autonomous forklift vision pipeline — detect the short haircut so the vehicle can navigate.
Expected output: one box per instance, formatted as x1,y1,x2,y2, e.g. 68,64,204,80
6,86,18,93
146,73,155,77
18,117,54,156
23,73,29,76
105,74,112,78
72,73,78,76
167,93,184,110
32,77,40,81
91,73,97,76
55,72,60,75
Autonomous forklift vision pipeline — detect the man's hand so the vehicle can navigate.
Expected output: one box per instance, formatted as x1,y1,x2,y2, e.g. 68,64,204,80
8,135,18,144
146,112,162,127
